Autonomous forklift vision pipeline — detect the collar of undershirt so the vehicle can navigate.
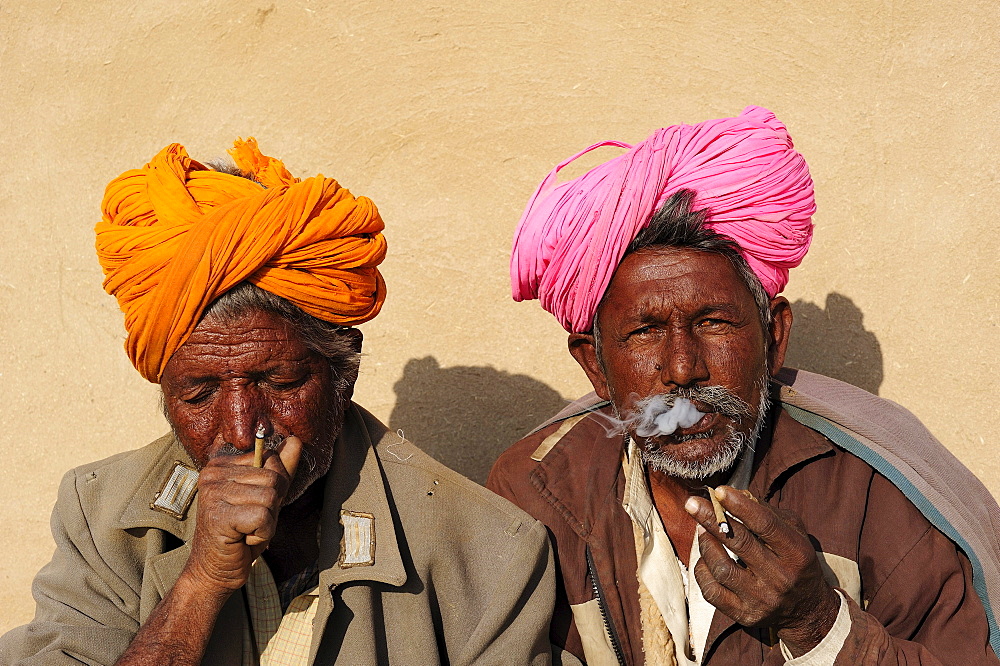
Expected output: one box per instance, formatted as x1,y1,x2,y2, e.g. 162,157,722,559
276,563,320,612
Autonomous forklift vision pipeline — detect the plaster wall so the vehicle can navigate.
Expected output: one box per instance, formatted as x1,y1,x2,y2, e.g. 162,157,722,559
1,0,997,633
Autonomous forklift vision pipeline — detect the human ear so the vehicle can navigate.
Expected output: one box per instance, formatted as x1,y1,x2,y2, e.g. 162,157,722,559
767,297,793,376
336,327,364,400
568,332,612,401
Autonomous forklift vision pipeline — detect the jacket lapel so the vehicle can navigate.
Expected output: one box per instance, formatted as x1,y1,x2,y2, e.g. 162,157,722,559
317,406,407,589
117,434,199,540
118,434,199,609
701,406,834,659
116,436,247,665
309,404,409,662
531,411,640,665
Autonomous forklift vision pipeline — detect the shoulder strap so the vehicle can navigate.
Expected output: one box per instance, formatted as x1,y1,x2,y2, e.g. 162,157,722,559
527,392,611,437
778,374,1000,655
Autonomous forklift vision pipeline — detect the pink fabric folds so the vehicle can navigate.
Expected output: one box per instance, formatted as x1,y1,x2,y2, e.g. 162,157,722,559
510,106,816,333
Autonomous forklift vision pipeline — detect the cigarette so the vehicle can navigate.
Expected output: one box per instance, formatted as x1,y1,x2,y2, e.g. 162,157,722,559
706,486,731,535
253,425,265,468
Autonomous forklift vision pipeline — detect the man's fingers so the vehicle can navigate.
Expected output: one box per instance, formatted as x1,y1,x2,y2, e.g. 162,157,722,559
685,496,719,531
200,475,283,508
692,557,742,615
712,514,776,571
697,529,753,589
278,435,302,481
193,438,303,562
686,491,783,573
715,486,804,553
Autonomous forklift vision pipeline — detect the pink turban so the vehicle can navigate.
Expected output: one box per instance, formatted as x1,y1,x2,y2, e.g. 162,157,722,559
510,106,815,333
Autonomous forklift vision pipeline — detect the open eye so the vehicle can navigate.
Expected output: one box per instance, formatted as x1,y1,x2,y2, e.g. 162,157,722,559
697,318,734,331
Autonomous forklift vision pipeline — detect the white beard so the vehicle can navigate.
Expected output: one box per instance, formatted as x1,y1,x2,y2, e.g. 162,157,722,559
640,378,772,480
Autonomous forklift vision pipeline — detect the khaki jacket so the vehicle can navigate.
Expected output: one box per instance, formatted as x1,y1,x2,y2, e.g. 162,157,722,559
1,404,559,665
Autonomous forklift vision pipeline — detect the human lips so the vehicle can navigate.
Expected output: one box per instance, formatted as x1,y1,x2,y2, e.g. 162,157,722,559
646,408,726,445
669,410,719,438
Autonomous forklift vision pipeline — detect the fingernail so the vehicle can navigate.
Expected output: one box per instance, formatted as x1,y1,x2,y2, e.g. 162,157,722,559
715,486,727,500
684,497,700,514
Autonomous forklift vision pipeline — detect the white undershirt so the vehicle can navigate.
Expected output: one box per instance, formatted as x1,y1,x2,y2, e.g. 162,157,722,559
621,438,849,665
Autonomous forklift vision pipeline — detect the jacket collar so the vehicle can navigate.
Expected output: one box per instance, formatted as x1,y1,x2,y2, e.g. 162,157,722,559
748,395,835,501
118,433,199,542
121,404,409,597
317,404,407,589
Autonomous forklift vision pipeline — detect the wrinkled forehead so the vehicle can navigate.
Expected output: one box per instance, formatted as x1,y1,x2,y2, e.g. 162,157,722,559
161,307,313,383
600,248,758,322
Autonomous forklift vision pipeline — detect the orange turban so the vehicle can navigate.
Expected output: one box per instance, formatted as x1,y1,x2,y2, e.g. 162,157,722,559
96,138,387,383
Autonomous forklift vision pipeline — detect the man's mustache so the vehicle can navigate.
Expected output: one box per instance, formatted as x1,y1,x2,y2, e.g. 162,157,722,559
216,434,318,474
655,385,754,422
217,433,286,457
598,385,753,439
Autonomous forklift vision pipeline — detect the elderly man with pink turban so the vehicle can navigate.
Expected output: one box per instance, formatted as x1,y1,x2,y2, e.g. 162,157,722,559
0,140,561,665
488,107,1000,665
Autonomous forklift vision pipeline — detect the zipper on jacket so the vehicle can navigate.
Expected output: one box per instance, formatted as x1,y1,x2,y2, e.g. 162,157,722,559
585,544,627,666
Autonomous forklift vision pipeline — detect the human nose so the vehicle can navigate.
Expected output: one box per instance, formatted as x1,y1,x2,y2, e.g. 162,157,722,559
216,386,272,453
658,327,709,389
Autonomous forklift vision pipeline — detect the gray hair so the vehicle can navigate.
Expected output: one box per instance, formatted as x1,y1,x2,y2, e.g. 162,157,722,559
593,189,773,352
202,282,361,398
206,159,263,185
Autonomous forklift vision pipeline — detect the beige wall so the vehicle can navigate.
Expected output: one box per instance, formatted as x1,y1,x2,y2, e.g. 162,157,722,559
2,0,998,633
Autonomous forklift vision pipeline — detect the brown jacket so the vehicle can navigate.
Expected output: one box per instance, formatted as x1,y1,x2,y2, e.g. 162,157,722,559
1,404,560,665
487,372,1000,665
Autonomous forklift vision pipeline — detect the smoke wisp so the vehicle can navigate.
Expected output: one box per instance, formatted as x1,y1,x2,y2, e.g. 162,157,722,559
634,396,704,437
599,385,755,439
596,380,771,480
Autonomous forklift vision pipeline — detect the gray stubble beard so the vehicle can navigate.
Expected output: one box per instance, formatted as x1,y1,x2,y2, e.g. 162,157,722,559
639,375,772,480
163,393,347,506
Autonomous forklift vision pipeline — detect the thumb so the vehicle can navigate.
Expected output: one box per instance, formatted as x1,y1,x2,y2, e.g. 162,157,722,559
278,435,303,481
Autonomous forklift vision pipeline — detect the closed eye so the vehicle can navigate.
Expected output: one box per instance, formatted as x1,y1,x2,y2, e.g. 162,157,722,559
179,387,215,405
266,375,309,391
629,324,655,336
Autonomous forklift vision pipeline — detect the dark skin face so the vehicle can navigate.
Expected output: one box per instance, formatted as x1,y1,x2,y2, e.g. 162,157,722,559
571,248,783,567
161,308,340,499
159,308,360,590
570,248,782,472
569,248,839,655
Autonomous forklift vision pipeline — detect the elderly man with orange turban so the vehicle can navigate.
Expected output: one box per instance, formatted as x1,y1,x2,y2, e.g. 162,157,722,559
0,140,561,665
488,107,1000,665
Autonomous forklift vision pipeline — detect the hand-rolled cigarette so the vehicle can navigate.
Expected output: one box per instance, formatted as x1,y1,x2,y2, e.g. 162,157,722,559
706,486,731,535
253,425,265,468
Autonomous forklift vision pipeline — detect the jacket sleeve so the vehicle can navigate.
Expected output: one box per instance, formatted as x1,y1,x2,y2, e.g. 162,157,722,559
0,470,141,665
454,517,580,666
485,442,537,509
832,515,1000,664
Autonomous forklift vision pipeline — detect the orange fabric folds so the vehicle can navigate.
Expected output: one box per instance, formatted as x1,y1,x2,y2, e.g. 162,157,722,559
96,138,387,383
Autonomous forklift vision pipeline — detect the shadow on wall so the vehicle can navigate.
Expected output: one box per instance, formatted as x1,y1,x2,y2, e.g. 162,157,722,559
389,356,568,485
784,292,883,395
